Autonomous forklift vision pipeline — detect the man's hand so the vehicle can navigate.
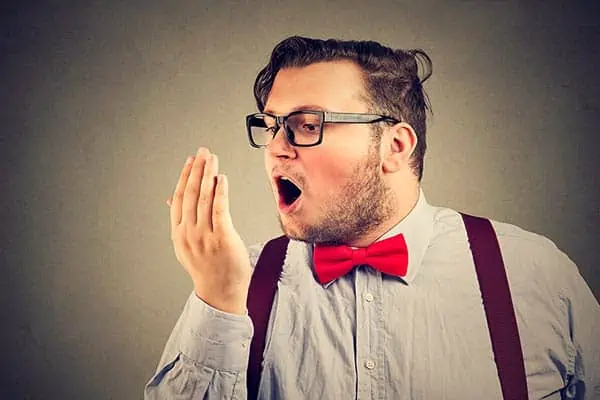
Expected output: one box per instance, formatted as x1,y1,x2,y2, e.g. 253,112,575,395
167,148,251,315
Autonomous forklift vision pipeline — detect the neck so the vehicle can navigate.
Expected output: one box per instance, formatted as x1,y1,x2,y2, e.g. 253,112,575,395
347,182,420,248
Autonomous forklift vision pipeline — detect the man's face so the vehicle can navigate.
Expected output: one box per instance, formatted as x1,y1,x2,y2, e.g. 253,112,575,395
263,60,395,245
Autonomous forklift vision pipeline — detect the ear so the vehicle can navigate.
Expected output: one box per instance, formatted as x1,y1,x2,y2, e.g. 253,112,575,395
381,122,418,174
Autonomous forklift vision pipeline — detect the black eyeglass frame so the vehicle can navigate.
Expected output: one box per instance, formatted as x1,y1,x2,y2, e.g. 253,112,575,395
245,110,400,148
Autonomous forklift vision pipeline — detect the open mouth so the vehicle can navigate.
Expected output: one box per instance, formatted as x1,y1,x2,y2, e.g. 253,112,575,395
276,176,303,208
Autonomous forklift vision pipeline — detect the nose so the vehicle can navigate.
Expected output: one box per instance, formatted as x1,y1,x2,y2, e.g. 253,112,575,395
266,125,297,159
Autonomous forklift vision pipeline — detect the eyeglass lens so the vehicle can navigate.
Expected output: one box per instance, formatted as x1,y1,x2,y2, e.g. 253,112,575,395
249,112,322,146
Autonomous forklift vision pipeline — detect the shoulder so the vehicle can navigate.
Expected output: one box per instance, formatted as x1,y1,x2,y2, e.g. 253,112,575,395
247,235,293,269
489,218,577,294
431,205,562,251
430,205,579,295
248,240,269,269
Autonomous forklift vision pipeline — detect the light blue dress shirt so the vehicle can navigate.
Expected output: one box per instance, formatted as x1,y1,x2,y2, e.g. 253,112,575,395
145,192,600,399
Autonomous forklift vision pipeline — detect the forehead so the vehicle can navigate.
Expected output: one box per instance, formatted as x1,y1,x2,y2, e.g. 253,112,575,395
264,60,369,114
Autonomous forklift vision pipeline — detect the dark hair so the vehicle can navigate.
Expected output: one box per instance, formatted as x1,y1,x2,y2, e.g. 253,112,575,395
253,36,433,180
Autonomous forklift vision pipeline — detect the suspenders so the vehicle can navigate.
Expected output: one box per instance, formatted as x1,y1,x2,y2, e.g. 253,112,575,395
246,235,290,400
246,214,529,400
461,214,528,400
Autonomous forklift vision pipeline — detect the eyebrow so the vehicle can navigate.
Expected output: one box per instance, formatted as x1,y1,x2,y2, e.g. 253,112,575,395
263,105,330,115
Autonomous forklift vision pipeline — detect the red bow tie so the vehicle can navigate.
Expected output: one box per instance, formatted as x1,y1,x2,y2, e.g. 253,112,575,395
313,234,409,284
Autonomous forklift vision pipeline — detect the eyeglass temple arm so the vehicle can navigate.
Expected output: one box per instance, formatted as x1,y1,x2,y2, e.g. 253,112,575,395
323,112,399,123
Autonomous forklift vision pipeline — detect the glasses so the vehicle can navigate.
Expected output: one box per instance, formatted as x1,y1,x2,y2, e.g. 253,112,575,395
245,110,400,148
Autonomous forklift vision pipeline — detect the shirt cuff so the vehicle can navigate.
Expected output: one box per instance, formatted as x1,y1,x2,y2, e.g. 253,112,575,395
178,293,254,372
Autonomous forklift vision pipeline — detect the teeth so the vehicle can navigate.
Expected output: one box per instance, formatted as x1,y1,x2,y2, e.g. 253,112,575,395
276,175,301,191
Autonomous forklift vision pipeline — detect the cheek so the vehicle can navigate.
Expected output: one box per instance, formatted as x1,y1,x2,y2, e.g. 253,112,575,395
264,153,275,180
309,158,356,197
313,130,373,190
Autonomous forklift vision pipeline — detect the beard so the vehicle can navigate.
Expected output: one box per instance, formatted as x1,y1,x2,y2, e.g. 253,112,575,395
277,142,396,245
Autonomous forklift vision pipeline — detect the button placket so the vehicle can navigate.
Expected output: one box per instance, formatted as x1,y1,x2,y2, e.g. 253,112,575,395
355,266,372,398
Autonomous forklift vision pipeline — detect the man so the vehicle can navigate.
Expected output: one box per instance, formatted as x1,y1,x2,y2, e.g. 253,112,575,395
145,36,600,399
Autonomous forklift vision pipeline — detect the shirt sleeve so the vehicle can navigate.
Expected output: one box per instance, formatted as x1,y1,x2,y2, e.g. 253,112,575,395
495,222,600,399
144,292,253,399
144,243,265,400
559,252,600,399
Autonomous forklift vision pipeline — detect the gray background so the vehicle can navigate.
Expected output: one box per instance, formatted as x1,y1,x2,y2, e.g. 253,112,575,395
1,1,598,399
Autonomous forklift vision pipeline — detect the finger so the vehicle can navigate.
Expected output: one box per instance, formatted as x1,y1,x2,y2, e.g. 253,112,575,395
213,174,234,233
182,148,209,224
197,153,218,230
166,197,172,207
170,156,194,227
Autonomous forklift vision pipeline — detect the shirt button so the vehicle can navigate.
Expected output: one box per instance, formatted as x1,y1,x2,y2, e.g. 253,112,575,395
363,292,374,302
364,360,375,370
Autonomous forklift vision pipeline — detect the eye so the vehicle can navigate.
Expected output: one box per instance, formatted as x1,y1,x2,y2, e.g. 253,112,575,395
265,125,278,134
302,123,318,132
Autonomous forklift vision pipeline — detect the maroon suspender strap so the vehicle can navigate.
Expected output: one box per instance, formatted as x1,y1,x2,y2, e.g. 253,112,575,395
246,235,289,400
460,213,529,400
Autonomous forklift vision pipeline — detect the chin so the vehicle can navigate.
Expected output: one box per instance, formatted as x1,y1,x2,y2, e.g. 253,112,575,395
277,215,308,242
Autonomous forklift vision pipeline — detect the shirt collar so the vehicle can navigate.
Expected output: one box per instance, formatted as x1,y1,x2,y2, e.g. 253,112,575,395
311,188,435,286
376,188,435,284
